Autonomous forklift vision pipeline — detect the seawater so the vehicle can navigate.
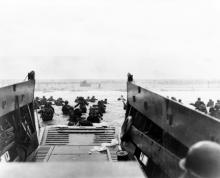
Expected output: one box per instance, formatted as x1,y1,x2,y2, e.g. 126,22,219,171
35,90,126,134
34,82,220,135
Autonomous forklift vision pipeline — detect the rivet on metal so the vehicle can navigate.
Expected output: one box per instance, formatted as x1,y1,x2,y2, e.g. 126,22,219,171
168,114,173,126
13,85,16,91
133,96,136,102
138,86,141,93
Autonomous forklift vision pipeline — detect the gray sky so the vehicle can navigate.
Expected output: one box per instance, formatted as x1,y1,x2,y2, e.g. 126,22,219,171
0,0,220,79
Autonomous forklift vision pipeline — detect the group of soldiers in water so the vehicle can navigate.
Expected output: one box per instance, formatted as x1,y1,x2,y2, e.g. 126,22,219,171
34,97,55,121
34,95,108,125
190,98,220,118
63,96,107,126
169,96,220,119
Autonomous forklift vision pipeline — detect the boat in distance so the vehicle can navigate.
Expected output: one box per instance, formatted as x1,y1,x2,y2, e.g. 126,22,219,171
80,80,91,87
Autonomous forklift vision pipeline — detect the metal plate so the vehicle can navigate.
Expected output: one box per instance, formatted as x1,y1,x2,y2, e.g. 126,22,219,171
52,146,95,154
48,153,108,162
33,146,53,162
42,127,116,146
0,80,35,117
38,126,119,162
48,145,109,162
0,162,145,178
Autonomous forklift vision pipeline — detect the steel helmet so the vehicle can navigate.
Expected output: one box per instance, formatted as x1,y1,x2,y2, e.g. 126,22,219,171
64,100,68,104
179,141,220,178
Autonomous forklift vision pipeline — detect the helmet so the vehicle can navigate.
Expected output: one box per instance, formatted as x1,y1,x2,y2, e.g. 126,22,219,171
65,100,68,104
179,141,220,178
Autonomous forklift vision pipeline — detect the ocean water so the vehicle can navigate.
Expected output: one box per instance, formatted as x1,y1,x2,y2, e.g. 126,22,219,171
32,80,220,134
35,90,126,134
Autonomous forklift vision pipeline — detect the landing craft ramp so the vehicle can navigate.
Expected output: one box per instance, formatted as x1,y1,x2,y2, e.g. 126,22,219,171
33,126,118,162
1,162,144,178
3,126,145,178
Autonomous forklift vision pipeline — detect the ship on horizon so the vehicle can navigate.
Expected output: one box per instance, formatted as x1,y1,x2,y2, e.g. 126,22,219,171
80,80,91,87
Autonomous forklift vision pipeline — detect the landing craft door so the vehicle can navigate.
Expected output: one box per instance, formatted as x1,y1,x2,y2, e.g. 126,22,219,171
124,77,220,178
127,83,168,129
0,72,38,162
127,83,180,177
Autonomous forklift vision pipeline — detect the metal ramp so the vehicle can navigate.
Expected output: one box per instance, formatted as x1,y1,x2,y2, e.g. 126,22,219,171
34,126,119,162
1,162,145,178
33,146,52,162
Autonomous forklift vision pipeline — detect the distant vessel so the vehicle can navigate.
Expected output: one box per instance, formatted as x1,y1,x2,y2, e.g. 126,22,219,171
80,80,91,87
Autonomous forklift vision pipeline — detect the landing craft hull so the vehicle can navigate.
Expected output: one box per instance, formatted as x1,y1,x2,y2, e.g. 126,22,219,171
0,72,38,162
121,75,220,178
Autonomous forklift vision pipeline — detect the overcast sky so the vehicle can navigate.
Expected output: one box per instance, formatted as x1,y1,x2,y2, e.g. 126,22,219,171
0,0,220,79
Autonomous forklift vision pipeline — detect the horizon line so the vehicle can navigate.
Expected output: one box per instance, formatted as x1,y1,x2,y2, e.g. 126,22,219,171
1,78,220,81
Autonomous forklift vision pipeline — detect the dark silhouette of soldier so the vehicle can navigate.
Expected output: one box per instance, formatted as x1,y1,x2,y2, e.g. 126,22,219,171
62,101,71,115
74,97,88,113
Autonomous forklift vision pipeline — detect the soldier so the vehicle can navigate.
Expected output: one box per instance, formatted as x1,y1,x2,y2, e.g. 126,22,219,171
39,102,54,121
179,141,220,178
90,96,97,103
197,103,207,114
103,98,108,104
68,108,82,126
68,107,77,125
97,100,106,114
47,102,54,113
209,107,216,117
40,96,47,105
86,96,90,102
62,101,71,115
171,97,177,101
214,100,220,110
190,98,205,110
55,97,64,106
75,96,79,103
209,107,220,119
118,95,125,101
122,99,127,110
74,97,88,113
207,99,214,108
194,98,203,109
87,109,102,123
34,97,40,109
48,96,55,102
